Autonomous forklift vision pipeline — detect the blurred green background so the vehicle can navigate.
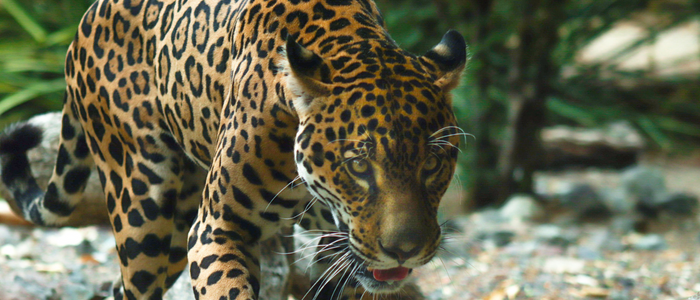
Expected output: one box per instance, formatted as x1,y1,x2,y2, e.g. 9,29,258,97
1,0,699,209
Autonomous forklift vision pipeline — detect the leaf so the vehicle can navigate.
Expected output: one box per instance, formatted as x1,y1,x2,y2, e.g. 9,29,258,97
547,97,598,127
0,0,48,43
46,25,80,46
636,116,672,150
653,116,700,137
0,78,65,116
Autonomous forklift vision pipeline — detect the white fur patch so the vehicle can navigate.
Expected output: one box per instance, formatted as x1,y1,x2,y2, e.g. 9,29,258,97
432,43,451,57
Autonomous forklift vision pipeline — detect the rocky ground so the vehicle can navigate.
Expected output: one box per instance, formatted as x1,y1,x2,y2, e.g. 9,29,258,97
1,158,699,300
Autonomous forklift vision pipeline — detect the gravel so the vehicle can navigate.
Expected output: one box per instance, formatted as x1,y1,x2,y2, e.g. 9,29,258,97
1,210,697,300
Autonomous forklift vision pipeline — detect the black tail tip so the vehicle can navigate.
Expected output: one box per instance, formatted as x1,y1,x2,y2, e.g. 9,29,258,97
0,122,43,155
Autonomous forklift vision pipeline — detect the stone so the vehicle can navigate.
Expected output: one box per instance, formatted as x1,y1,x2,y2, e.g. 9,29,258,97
657,192,698,216
540,121,645,169
473,210,506,228
559,184,610,218
584,228,624,252
621,166,668,207
609,289,633,300
610,216,637,234
534,224,576,247
599,187,635,215
164,269,195,300
576,246,603,260
500,194,544,222
631,234,667,251
542,257,585,273
491,230,516,247
58,284,94,300
477,230,516,248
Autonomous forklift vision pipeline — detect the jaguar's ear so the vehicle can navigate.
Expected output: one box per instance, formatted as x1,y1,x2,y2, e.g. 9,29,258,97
283,37,331,114
423,30,467,91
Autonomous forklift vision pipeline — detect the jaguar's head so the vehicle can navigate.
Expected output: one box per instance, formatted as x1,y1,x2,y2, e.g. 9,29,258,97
282,30,467,293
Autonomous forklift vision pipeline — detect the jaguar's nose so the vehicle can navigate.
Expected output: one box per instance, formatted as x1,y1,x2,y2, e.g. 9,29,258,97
376,188,439,264
378,238,423,264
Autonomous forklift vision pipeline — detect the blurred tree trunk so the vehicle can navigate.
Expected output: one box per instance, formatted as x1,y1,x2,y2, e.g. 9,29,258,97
466,0,502,209
466,0,564,209
496,0,564,202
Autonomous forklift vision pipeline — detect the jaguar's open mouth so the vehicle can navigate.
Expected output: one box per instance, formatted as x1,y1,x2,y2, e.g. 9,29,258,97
353,266,413,293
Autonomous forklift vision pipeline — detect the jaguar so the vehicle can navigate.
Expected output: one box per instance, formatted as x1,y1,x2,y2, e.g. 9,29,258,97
0,0,467,299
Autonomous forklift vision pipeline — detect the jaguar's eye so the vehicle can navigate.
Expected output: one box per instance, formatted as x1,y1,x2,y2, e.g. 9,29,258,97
349,158,371,176
423,156,441,173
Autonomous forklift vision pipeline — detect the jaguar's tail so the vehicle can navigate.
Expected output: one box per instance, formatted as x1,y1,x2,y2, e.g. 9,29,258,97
0,107,97,226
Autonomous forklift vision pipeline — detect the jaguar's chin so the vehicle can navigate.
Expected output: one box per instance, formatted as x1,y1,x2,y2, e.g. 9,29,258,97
353,266,413,293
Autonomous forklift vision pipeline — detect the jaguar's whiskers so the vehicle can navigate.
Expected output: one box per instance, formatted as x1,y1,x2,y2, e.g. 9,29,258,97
264,175,305,213
428,125,474,155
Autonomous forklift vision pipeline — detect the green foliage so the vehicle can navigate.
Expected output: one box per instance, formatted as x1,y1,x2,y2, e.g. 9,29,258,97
377,0,700,150
549,0,700,151
0,0,92,127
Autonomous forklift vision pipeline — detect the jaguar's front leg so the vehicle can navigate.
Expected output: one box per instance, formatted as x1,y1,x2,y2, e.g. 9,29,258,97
188,214,262,299
186,151,266,300
187,127,306,300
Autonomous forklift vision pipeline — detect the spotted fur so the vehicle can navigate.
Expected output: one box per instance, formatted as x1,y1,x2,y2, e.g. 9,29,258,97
0,0,467,299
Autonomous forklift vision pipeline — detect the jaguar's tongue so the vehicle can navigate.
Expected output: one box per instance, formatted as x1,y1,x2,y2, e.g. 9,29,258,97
371,266,410,282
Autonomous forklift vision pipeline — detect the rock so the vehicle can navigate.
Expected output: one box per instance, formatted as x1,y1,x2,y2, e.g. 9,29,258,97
631,234,667,251
57,283,94,300
0,224,23,245
542,257,586,273
2,275,58,300
608,289,633,300
599,188,636,215
621,166,672,218
164,269,195,300
540,121,645,170
44,228,96,247
559,184,610,218
259,233,293,300
576,246,602,260
491,230,516,247
610,216,637,234
657,192,698,216
477,230,516,248
621,166,668,207
616,277,635,289
500,194,544,222
533,224,576,247
534,224,563,240
584,229,624,252
575,286,610,298
473,210,506,227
